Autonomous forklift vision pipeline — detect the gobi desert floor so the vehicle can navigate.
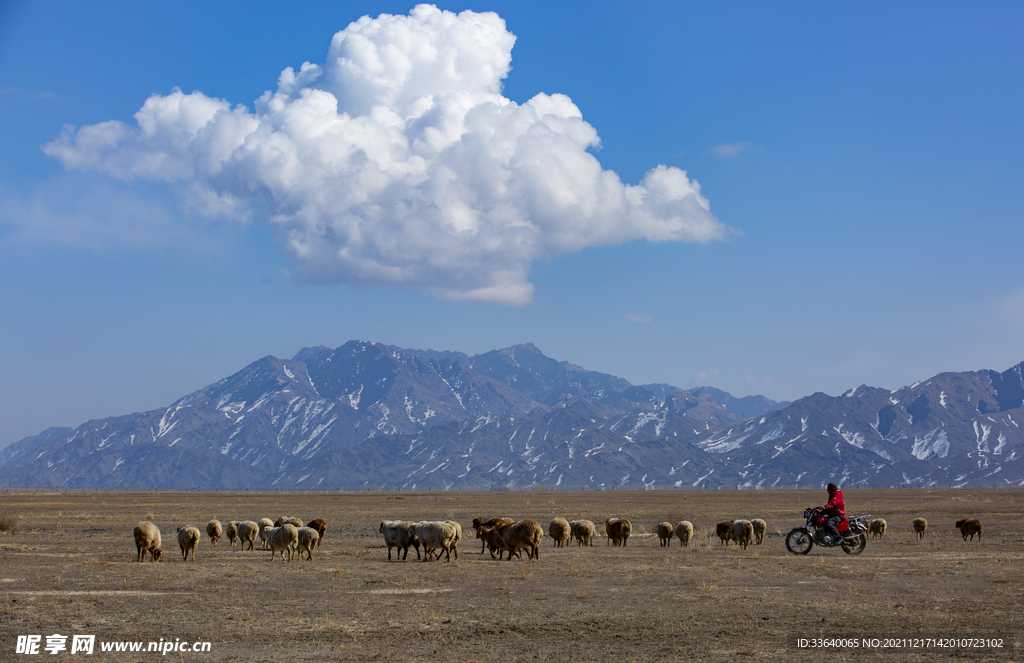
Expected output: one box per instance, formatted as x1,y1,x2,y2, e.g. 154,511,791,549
0,488,1021,661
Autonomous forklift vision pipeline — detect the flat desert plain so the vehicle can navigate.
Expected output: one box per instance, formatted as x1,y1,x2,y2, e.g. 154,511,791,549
0,488,1021,661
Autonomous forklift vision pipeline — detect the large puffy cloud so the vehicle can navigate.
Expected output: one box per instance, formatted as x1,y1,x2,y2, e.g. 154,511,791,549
44,4,729,304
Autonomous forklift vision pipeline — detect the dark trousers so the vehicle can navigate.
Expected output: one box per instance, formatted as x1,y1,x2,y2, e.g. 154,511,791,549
824,515,843,540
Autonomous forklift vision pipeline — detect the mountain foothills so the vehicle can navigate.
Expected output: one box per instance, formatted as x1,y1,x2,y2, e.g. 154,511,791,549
1,342,1022,490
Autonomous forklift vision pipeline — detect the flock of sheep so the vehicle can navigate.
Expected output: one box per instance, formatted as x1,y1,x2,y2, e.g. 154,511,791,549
132,516,327,563
866,517,983,542
131,511,987,563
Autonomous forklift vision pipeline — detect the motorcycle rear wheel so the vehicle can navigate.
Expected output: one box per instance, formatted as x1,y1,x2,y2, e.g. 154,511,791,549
841,533,867,555
786,528,813,555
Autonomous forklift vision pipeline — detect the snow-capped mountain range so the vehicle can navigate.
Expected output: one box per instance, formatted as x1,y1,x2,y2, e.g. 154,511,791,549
1,342,1021,489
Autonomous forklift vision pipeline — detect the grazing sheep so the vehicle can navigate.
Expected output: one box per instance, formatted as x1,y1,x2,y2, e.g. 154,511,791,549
549,518,571,547
296,527,320,560
716,520,735,545
868,518,887,539
267,524,299,561
225,521,238,547
656,522,674,547
257,518,275,548
955,518,983,542
499,520,544,561
751,518,767,545
731,520,754,550
570,519,597,547
275,517,303,528
133,522,162,562
236,521,259,551
307,518,327,547
380,521,421,561
206,520,223,546
913,518,928,540
674,521,693,547
411,521,461,562
176,526,200,561
472,517,514,554
605,518,632,546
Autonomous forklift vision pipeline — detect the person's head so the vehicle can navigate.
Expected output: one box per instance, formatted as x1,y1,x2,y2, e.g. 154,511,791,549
827,482,838,494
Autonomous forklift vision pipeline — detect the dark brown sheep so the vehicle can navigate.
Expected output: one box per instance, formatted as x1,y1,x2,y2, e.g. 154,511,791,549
955,518,983,542
716,519,735,545
307,518,327,547
605,518,632,546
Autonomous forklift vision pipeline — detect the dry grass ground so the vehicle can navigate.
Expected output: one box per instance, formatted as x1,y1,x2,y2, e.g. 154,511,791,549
0,487,1021,661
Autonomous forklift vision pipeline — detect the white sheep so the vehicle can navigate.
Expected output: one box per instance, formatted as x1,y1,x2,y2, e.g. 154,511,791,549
549,518,571,547
267,524,299,561
236,521,259,551
133,522,162,562
674,521,693,547
913,518,928,540
176,526,201,561
257,518,275,548
296,527,320,560
751,518,767,545
380,521,420,561
275,516,303,528
411,521,460,562
730,520,754,550
206,520,223,546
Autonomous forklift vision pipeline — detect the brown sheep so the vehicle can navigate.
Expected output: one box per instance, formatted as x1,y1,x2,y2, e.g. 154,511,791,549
605,518,632,546
176,526,200,561
655,522,674,547
274,516,303,528
477,524,519,560
548,518,571,547
206,520,222,546
225,521,238,547
730,520,754,550
133,522,162,562
473,517,515,555
913,518,927,540
955,518,983,542
296,527,319,560
570,519,597,546
716,519,735,545
499,519,544,561
868,518,887,539
307,518,327,547
236,521,259,550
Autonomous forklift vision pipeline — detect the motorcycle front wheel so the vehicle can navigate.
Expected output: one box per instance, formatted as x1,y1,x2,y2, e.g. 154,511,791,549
786,528,813,555
841,533,867,555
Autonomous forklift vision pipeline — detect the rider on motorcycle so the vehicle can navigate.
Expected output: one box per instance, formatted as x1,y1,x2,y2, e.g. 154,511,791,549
819,482,845,544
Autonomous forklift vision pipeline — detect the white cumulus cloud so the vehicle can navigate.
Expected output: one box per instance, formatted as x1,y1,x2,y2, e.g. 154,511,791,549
44,4,729,305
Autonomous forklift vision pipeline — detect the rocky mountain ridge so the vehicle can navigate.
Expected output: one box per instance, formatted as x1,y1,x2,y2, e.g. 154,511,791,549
1,342,1020,490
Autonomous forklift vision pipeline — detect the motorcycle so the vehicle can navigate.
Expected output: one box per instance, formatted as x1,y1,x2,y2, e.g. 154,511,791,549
785,507,869,555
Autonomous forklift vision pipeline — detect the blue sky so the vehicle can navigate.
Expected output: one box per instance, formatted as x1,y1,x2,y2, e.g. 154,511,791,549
1,1,1023,447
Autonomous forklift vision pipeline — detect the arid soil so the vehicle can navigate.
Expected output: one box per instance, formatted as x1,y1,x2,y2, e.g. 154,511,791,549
0,488,1021,661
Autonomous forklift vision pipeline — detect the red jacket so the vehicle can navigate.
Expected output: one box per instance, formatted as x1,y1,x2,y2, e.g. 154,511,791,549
822,489,845,518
